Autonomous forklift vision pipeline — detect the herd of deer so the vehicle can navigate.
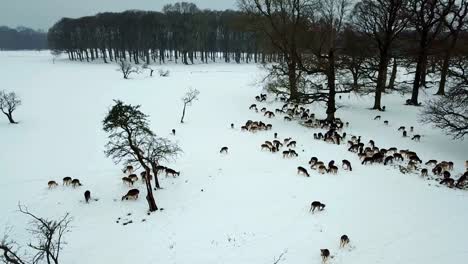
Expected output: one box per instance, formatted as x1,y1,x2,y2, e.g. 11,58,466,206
247,92,467,262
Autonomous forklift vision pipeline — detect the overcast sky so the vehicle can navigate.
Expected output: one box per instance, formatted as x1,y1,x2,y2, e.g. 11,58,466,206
0,0,237,31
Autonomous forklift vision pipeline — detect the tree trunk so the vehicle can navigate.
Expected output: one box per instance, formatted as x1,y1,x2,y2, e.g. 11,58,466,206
388,58,397,90
150,162,161,189
436,52,449,95
410,51,426,105
288,60,299,101
3,112,16,124
144,167,158,211
326,50,336,121
180,103,187,123
373,50,389,110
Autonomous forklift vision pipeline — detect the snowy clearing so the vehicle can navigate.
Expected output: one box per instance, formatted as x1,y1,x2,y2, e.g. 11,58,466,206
1,51,467,264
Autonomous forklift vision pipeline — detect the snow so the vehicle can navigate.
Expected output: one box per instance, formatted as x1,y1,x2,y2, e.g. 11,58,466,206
1,51,467,264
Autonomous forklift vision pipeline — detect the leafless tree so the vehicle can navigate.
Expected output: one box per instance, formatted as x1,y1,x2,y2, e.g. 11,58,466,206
180,88,200,123
117,60,140,79
0,204,72,264
421,58,468,139
0,90,21,124
142,136,182,189
408,0,455,105
352,0,411,110
436,0,468,95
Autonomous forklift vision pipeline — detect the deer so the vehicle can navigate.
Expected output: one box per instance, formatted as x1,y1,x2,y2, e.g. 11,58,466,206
342,160,352,171
284,116,292,121
71,179,82,188
440,178,455,187
220,146,229,154
122,177,133,186
63,177,72,186
398,126,406,131
274,132,278,138
425,160,437,166
48,181,58,189
340,235,350,248
374,115,381,120
297,166,310,177
261,107,267,112
310,201,326,213
393,153,404,161
421,169,428,177
231,123,234,129
384,120,389,125
403,131,408,137
456,172,467,188
384,156,394,165
318,165,327,174
249,104,257,110
320,249,330,263
128,174,138,182
328,165,338,174
286,141,296,148
172,129,176,135
165,168,180,177
122,189,140,200
123,165,134,175
261,144,272,151
142,173,153,182
412,134,421,141
84,190,91,203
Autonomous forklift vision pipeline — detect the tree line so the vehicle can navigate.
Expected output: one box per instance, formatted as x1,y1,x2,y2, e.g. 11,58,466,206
48,2,275,65
0,26,47,50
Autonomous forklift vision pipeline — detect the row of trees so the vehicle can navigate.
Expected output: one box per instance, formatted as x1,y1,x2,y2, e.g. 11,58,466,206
48,3,273,65
0,26,47,50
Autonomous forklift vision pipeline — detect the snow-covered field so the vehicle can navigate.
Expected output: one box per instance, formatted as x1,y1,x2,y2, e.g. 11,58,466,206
1,51,467,264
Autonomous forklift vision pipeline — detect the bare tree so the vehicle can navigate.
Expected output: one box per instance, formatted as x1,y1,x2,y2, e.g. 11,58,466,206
353,0,411,110
142,136,182,189
408,0,455,105
436,0,468,95
117,60,140,79
421,58,468,139
180,88,200,123
0,90,21,124
0,205,72,264
103,100,158,212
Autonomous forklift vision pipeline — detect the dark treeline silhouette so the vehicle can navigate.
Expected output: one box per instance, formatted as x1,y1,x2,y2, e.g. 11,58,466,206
48,2,274,64
0,26,48,50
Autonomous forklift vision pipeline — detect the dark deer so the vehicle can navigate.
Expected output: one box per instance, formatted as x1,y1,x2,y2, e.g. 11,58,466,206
172,129,176,135
440,178,455,187
220,147,228,154
384,120,389,125
84,190,91,203
398,126,405,131
48,181,58,189
425,160,437,166
297,166,310,177
123,165,134,175
287,141,296,148
71,179,82,188
310,201,326,213
128,174,138,182
340,235,350,248
384,156,394,165
374,115,381,120
421,169,428,177
412,135,421,141
122,189,140,200
122,177,133,186
63,176,72,186
342,160,352,171
165,168,180,177
321,249,330,263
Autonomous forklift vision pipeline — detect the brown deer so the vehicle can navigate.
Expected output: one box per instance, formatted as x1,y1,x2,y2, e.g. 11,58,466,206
122,177,133,186
374,115,381,120
318,165,327,174
249,104,257,110
142,173,153,182
128,174,138,182
440,178,455,187
261,144,271,151
122,189,140,200
71,179,82,188
393,153,404,161
328,165,338,174
84,190,91,203
220,146,229,154
412,134,421,141
425,160,437,166
48,181,58,189
165,168,180,177
123,165,134,175
284,116,292,121
63,177,72,186
297,166,310,177
342,160,352,171
398,126,406,131
456,173,467,188
340,235,350,248
310,201,326,213
321,249,330,263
